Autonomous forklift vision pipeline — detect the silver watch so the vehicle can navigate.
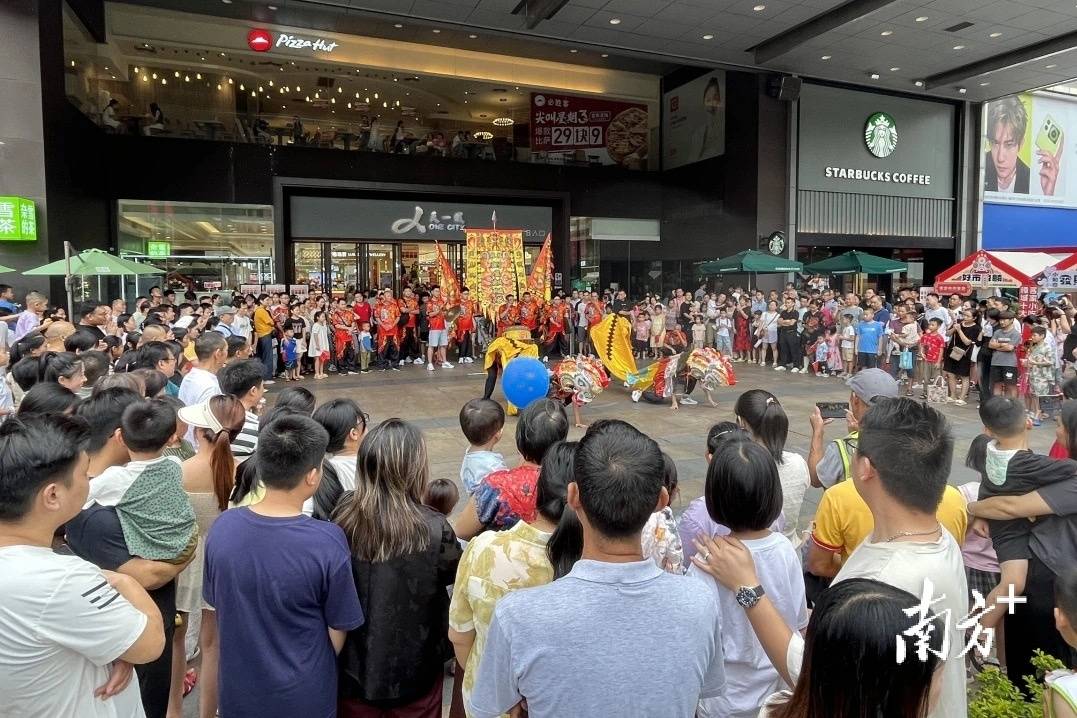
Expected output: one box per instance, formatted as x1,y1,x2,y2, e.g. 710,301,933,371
734,585,765,609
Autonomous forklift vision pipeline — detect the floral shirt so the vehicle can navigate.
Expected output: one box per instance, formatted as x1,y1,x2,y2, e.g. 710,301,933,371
641,507,684,574
448,521,553,715
474,465,539,530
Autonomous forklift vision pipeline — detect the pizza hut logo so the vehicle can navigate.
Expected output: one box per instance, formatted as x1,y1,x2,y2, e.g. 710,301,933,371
247,29,272,52
670,96,679,112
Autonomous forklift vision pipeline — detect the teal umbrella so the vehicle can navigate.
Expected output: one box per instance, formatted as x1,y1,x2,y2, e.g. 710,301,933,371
698,250,803,274
804,250,907,275
0,263,15,273
22,248,164,276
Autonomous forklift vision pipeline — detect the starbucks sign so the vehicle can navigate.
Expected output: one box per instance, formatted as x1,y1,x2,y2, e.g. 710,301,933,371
864,112,897,158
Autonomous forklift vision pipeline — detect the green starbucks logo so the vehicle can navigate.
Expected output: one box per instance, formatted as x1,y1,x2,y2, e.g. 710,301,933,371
864,112,897,158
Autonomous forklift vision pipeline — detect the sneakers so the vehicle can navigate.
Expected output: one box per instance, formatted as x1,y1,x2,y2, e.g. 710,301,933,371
413,357,425,365
427,363,435,371
631,390,642,403
790,367,800,373
680,396,699,405
759,361,766,367
391,367,400,372
460,357,474,364
955,399,967,406
264,379,275,386
398,359,406,367
441,362,454,369
775,366,786,371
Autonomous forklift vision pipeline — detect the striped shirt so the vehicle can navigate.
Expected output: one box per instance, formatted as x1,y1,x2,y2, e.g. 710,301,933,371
231,410,259,460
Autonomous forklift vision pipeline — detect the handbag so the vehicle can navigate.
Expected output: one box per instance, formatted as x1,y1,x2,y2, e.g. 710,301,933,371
899,349,914,371
927,376,948,403
948,345,967,362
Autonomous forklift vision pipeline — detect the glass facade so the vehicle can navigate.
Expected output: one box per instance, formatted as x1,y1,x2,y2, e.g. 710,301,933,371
570,216,680,297
117,200,274,295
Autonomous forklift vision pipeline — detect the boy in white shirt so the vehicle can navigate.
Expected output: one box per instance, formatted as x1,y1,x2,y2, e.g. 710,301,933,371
458,399,507,495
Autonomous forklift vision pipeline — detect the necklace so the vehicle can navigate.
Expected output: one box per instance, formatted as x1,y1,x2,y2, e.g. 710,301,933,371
883,524,942,543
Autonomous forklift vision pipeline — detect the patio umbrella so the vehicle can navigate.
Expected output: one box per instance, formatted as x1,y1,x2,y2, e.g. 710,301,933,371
23,248,165,314
0,264,15,273
804,250,907,275
698,249,804,275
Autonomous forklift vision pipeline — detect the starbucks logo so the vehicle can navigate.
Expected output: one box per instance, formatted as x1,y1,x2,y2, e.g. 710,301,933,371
864,112,897,158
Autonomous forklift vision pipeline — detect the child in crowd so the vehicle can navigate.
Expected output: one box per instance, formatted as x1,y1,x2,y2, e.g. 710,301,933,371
357,321,373,373
691,315,707,351
642,452,684,575
919,318,947,401
633,311,651,359
733,301,751,363
159,395,196,461
809,326,830,377
825,325,843,377
281,325,300,381
1027,324,1055,425
961,434,1002,668
309,310,330,379
715,307,734,356
839,314,856,377
1046,568,1077,717
83,399,197,562
751,310,764,365
458,398,508,495
693,436,807,718
854,308,884,370
422,478,460,517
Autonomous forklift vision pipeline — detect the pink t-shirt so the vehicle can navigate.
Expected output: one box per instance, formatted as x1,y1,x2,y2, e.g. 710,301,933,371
958,482,999,573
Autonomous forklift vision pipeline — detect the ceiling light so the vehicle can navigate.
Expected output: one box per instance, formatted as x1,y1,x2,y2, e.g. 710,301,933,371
570,49,578,53
870,73,880,79
889,67,900,71
469,34,477,39
609,17,621,24
196,73,202,79
239,83,244,90
820,55,831,60
219,52,226,57
217,83,222,90
142,74,148,82
989,32,1002,38
702,34,714,40
134,67,139,73
1047,63,1058,68
475,131,493,141
305,95,310,102
227,78,233,84
295,85,300,91
753,4,766,10
258,86,264,92
111,75,116,79
373,92,378,99
161,78,167,84
432,29,441,33
915,16,928,21
337,85,342,93
383,101,388,107
184,75,190,82
152,72,158,79
880,30,892,36
601,53,609,57
174,71,180,77
492,117,514,126
221,0,231,4
914,80,924,87
365,96,370,102
331,98,335,104
393,23,403,28
980,81,990,86
268,4,277,9
958,87,967,94
952,45,964,50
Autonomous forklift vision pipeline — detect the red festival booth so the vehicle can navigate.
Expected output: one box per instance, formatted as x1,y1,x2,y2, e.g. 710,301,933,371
933,250,1063,315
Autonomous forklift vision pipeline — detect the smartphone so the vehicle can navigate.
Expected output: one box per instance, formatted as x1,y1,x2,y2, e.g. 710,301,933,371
816,401,850,420
1036,114,1063,157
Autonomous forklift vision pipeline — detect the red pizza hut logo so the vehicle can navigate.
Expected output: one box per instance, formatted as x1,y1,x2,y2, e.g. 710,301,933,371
247,29,272,52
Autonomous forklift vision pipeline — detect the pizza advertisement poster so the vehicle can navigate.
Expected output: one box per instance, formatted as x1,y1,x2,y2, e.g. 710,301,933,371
464,229,526,320
530,92,649,167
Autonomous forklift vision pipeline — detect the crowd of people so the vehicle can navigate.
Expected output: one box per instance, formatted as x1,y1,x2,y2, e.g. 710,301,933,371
2,277,1077,718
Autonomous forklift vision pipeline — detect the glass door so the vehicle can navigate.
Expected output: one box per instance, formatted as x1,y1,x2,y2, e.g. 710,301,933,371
366,243,398,292
294,242,326,292
330,243,359,298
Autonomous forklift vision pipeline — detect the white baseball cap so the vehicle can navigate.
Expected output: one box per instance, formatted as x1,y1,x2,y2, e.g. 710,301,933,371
178,399,224,434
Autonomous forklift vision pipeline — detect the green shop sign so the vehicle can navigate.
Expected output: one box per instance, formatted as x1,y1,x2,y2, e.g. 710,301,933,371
146,241,172,257
0,197,37,241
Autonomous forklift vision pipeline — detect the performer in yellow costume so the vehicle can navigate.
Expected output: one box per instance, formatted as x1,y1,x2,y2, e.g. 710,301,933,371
482,326,539,415
589,314,661,389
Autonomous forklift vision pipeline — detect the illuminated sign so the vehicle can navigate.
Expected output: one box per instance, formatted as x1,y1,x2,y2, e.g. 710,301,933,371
247,28,338,54
146,241,171,257
247,29,271,52
0,197,37,242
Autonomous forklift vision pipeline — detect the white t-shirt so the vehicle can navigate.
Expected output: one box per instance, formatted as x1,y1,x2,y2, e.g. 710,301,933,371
178,368,221,443
777,452,810,545
841,325,856,349
834,532,968,718
327,454,358,492
0,546,147,718
84,456,183,509
695,532,808,718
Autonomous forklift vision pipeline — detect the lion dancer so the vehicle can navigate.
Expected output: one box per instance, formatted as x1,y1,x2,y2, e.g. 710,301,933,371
551,355,609,429
374,288,403,370
582,291,605,355
330,299,358,374
541,295,570,363
483,326,538,415
519,292,540,340
397,287,422,366
496,294,520,336
454,287,477,364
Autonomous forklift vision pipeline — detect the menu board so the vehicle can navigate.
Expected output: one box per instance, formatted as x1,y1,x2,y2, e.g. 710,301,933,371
530,92,648,168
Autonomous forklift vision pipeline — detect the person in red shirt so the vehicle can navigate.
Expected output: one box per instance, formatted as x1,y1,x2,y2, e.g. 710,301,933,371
496,295,520,336
918,317,947,401
585,291,605,329
374,288,402,368
519,292,540,338
454,288,478,363
330,298,358,374
541,295,570,361
398,287,422,366
425,286,453,371
352,292,372,328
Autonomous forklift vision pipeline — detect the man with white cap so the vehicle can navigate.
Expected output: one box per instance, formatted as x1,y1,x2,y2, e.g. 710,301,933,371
807,368,899,489
213,305,239,338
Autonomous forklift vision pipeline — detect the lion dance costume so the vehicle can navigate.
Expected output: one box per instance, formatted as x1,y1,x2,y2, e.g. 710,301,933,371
483,326,539,415
551,355,610,406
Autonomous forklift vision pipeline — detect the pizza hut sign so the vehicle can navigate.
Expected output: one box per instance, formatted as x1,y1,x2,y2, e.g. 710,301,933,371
247,27,338,54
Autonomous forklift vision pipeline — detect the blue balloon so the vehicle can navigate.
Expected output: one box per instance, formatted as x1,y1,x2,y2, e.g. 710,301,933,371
502,357,548,409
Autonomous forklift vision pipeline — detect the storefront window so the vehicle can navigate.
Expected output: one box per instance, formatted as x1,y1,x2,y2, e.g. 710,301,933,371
330,243,359,296
294,243,325,291
367,244,397,291
117,200,273,294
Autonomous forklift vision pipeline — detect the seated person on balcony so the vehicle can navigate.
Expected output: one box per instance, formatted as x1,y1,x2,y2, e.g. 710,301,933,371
144,102,165,136
102,99,121,130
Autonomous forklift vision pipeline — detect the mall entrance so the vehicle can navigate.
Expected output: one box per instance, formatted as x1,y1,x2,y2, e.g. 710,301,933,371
292,241,467,296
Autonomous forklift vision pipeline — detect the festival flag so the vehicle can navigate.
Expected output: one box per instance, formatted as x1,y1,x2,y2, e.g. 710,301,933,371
525,233,554,301
435,241,460,307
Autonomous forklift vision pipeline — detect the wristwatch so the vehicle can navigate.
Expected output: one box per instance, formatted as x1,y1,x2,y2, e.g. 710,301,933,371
734,585,765,609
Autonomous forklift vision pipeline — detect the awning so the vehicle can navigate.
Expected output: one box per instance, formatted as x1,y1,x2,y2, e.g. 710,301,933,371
934,250,1043,289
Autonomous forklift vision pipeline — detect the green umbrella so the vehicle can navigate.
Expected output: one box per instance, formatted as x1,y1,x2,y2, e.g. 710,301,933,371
698,249,804,274
0,264,15,273
804,250,907,275
23,248,164,276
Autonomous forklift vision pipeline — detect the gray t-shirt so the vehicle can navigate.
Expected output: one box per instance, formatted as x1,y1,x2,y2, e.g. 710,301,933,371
468,559,726,718
816,441,848,489
990,325,1022,367
839,305,863,324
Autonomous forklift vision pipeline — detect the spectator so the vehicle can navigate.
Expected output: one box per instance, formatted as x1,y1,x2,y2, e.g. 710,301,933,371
217,358,265,461
178,332,226,410
453,399,569,539
468,420,726,717
18,382,80,416
458,398,507,496
203,414,363,718
334,418,461,715
76,300,110,341
0,414,166,717
309,398,367,519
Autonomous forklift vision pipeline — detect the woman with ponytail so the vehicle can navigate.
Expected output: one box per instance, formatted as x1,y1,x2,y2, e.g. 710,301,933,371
167,395,245,718
448,440,580,713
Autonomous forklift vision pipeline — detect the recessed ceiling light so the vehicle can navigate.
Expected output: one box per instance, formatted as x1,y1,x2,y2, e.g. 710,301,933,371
221,0,231,4
989,32,1002,38
980,81,990,86
570,49,578,53
870,72,880,79
958,87,967,94
468,34,477,39
880,30,892,36
915,16,928,22
753,4,766,11
393,23,403,28
890,67,900,71
953,45,965,50
914,80,924,87
267,4,277,9
821,55,831,60
432,28,441,33
1047,63,1058,68
601,53,609,57
609,17,621,24
702,34,714,39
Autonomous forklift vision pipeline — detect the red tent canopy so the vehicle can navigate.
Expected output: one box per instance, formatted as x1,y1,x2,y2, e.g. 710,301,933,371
935,250,1036,289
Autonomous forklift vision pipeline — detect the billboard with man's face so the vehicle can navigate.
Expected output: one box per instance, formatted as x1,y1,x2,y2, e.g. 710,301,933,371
983,93,1074,205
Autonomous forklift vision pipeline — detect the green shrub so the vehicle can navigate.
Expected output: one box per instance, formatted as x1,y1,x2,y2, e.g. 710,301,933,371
969,650,1067,718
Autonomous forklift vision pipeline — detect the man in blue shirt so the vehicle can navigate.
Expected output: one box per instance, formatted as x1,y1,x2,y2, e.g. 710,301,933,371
203,414,363,718
854,308,885,369
0,284,18,316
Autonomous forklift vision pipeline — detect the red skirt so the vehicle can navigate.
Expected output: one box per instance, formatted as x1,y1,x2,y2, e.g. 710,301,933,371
733,315,751,352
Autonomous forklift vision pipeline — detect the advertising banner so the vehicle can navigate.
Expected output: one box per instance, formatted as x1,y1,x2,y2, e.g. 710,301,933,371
662,71,726,170
983,92,1077,208
465,229,526,319
0,197,37,242
530,92,648,167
